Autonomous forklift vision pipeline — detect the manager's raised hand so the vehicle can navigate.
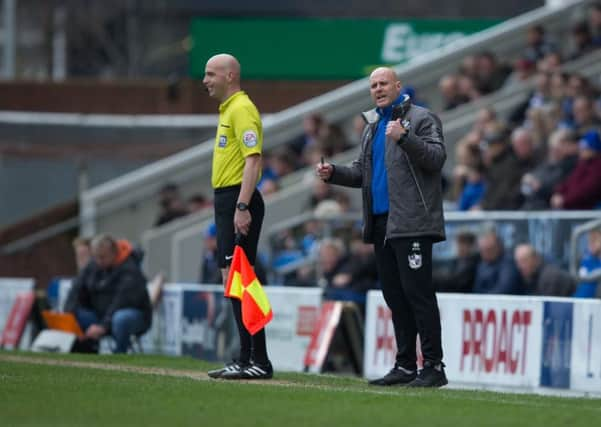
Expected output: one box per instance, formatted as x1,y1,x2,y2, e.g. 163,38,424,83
385,118,408,141
315,161,334,181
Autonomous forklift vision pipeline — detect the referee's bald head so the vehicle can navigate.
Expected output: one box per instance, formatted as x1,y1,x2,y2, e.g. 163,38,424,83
203,53,242,101
206,53,240,83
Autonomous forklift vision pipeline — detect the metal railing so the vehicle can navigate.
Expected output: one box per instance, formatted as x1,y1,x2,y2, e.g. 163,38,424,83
263,209,601,284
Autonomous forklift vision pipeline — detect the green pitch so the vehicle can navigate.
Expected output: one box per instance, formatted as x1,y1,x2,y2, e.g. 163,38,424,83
0,352,598,427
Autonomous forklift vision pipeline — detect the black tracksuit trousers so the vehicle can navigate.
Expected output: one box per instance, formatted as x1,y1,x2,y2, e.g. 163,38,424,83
372,214,443,370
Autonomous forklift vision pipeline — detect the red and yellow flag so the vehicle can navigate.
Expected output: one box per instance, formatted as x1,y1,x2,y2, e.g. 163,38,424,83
224,245,273,335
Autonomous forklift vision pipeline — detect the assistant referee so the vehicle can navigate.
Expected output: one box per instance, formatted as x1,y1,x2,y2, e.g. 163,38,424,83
203,53,272,380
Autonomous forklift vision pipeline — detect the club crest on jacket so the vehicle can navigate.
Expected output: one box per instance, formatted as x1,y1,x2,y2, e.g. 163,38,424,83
408,241,422,269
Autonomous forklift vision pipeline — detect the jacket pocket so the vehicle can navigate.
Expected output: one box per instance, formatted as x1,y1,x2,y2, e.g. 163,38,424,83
403,153,429,214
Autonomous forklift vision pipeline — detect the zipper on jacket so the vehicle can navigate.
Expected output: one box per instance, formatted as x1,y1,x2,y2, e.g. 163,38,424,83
363,124,375,218
403,152,429,213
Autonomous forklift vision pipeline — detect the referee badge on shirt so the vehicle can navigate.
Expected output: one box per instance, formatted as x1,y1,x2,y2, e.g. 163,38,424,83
219,135,227,148
408,241,422,270
243,130,258,148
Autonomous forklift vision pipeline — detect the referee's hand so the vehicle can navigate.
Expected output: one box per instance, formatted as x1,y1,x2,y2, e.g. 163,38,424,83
234,209,251,236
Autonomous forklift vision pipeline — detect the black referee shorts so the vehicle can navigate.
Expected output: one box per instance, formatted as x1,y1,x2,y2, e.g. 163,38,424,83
213,185,264,269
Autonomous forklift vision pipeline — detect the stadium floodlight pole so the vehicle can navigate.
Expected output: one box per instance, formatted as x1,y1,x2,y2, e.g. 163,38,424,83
2,0,16,79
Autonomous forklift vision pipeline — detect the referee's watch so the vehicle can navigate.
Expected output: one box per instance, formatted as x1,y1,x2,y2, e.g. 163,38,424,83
236,202,249,211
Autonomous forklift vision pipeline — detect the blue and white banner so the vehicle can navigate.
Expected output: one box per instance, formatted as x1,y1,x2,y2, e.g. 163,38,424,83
540,301,573,389
570,300,601,393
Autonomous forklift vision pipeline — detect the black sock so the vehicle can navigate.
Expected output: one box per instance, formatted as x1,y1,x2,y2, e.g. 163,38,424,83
251,328,269,365
229,298,251,363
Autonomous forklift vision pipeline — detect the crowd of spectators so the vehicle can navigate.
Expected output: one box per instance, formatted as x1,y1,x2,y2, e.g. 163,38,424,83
256,114,359,197
251,12,601,300
152,113,359,228
448,14,601,212
439,7,601,114
154,183,212,227
434,227,600,298
268,220,380,312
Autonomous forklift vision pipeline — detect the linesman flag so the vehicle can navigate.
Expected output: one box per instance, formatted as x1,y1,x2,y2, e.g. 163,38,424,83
224,244,273,335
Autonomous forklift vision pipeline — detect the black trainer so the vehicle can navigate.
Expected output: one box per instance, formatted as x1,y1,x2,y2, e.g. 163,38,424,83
207,360,248,379
407,362,448,388
368,364,417,386
221,360,273,380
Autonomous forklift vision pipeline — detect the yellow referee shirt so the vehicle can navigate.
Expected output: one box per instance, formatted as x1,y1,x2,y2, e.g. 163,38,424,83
211,91,263,189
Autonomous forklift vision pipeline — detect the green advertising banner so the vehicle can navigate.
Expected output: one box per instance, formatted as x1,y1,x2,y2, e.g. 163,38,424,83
189,18,501,80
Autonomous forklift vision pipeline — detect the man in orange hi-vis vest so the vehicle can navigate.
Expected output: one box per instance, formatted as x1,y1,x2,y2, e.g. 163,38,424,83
204,53,273,380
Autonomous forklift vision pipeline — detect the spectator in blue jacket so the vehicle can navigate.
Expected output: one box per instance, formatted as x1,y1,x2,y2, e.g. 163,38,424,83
574,228,601,298
473,230,523,294
457,163,486,211
200,222,221,284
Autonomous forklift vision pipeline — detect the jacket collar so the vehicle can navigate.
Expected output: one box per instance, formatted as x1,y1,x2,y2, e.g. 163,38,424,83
361,94,411,125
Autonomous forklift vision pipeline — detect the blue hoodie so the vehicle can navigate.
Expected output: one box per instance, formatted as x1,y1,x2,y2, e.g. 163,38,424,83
371,93,407,214
573,253,601,298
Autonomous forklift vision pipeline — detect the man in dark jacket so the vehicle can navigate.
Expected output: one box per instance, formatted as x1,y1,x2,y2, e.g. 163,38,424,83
434,231,479,293
316,67,447,388
480,127,538,210
514,244,576,296
551,130,601,209
520,129,579,210
473,230,523,294
65,234,152,353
